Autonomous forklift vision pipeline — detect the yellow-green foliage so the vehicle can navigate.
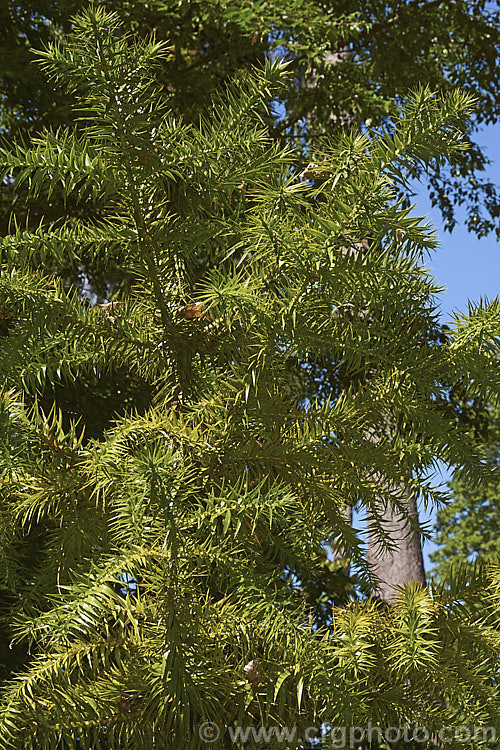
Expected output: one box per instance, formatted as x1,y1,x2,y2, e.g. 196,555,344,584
0,8,499,748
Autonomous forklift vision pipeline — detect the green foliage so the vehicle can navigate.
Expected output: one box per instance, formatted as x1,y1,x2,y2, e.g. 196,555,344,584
432,401,500,581
2,0,500,237
0,7,499,748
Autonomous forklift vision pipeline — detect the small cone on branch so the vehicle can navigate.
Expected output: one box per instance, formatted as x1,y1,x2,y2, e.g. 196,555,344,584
179,303,213,321
95,301,123,311
243,659,263,686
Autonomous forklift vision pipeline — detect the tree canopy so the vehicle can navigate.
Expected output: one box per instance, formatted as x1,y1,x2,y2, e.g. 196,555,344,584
2,0,500,237
0,7,500,747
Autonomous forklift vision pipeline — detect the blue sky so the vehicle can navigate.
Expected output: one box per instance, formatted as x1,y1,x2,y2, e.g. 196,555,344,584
416,122,500,569
423,126,500,316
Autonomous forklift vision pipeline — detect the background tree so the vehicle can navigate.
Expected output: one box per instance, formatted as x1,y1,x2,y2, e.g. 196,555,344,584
432,401,500,580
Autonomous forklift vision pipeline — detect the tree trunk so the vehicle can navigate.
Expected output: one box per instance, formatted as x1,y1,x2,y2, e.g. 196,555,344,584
366,484,426,602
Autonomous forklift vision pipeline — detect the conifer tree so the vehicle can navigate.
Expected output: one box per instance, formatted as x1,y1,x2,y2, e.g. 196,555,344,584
4,0,500,603
1,8,500,748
